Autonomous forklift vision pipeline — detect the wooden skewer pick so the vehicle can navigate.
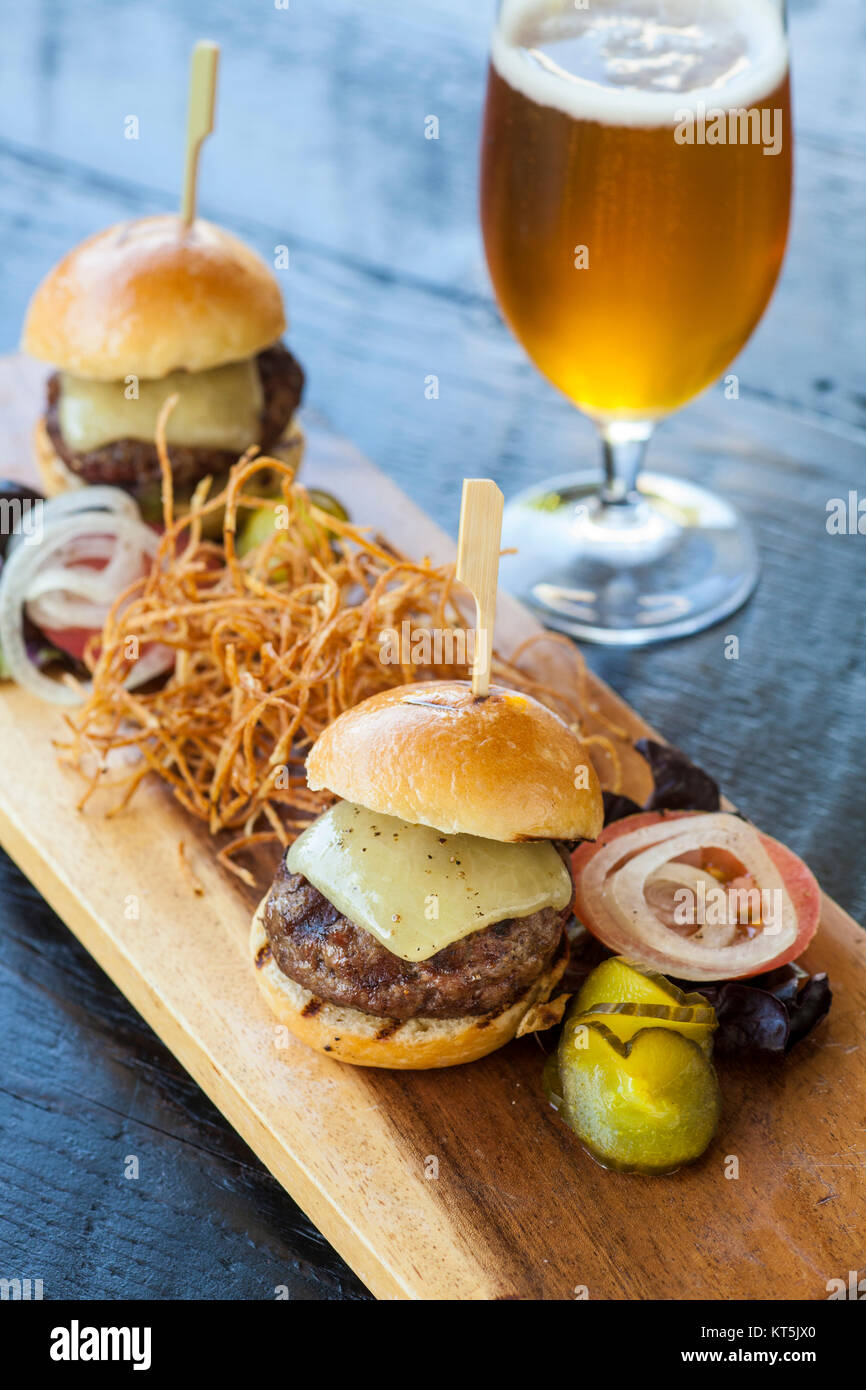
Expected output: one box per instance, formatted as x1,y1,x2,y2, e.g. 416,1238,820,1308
456,478,504,700
181,40,220,226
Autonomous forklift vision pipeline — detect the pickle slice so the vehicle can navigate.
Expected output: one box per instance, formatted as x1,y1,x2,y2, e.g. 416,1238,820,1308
574,957,717,1056
572,1001,717,1055
237,490,349,559
555,1020,722,1175
237,504,282,557
306,488,350,525
576,956,708,1014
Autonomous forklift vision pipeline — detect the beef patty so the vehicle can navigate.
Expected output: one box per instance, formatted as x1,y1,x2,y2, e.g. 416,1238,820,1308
45,342,304,497
262,859,571,1020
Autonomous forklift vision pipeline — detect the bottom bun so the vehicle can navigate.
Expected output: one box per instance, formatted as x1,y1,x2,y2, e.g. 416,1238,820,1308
250,898,569,1070
34,418,84,498
32,416,306,502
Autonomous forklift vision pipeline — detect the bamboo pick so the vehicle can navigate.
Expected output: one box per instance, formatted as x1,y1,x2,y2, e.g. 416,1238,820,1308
456,479,504,699
181,41,220,226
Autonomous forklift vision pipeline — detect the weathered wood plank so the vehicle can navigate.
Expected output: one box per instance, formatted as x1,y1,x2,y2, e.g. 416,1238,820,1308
0,354,863,1301
0,0,863,1301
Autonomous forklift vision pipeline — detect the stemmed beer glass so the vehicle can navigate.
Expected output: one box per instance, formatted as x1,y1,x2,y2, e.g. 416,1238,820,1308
481,0,792,643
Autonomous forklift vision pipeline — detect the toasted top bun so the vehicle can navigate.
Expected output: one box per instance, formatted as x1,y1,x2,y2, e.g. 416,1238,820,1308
306,679,604,843
22,215,286,381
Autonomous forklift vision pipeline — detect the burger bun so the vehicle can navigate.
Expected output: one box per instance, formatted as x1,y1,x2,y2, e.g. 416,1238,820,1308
306,679,604,844
22,215,286,381
250,898,568,1069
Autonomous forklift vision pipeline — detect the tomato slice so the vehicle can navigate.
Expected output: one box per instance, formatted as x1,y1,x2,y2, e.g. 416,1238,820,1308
38,623,98,663
572,810,820,981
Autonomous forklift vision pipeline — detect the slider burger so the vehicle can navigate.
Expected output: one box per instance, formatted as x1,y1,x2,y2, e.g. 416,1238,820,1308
251,680,604,1068
21,215,304,519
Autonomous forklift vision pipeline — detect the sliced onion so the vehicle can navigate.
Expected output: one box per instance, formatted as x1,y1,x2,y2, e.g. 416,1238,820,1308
579,813,797,980
43,485,141,516
0,509,170,705
645,862,724,894
3,484,142,562
690,918,740,950
24,526,156,630
35,485,140,524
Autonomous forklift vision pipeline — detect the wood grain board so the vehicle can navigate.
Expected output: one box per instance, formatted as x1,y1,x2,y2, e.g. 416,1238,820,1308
0,354,864,1301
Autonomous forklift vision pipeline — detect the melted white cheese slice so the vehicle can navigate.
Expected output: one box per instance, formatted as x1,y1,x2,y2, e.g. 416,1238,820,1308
286,800,573,962
58,358,264,453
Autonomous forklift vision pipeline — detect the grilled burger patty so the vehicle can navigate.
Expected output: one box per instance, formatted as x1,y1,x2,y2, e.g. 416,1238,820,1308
262,859,571,1020
45,343,304,494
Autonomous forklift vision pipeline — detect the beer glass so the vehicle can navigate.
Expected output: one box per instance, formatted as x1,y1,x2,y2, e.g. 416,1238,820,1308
481,0,792,643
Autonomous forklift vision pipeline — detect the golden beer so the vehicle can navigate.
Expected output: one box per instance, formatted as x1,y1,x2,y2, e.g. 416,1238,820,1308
481,0,792,420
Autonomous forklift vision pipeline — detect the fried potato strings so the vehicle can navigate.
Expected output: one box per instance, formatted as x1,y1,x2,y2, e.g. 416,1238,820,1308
60,438,627,885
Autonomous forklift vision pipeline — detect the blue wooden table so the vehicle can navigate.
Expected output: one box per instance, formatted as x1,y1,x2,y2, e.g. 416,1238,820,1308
0,0,863,1299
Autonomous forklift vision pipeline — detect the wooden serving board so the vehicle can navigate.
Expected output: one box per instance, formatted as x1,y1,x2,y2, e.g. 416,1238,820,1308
0,354,864,1301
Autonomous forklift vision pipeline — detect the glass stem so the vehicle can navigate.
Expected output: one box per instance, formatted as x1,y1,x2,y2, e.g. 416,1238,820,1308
599,420,654,507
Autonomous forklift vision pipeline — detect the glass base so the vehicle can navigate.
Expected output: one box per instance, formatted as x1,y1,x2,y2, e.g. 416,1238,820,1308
500,470,759,646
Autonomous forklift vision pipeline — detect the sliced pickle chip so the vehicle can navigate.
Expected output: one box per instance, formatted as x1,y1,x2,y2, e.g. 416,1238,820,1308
554,1019,722,1175
237,504,283,557
306,488,349,525
575,956,709,1013
138,473,230,538
237,490,349,560
572,1001,717,1055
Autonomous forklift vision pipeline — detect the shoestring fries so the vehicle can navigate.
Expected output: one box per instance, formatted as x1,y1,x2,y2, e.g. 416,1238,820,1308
60,422,627,885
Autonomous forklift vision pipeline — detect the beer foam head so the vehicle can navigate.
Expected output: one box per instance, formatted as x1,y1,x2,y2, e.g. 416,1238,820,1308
493,0,789,128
